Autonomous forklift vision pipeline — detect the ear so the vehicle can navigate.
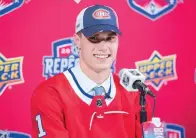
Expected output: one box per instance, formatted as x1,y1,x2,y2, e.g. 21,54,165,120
73,34,81,49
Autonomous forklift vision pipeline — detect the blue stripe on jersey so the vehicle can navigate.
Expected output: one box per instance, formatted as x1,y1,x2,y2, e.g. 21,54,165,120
68,68,111,99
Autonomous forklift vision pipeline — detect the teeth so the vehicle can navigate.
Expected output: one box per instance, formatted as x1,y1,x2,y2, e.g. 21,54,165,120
94,54,109,58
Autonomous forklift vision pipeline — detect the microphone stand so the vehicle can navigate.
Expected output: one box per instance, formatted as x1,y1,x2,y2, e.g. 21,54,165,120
137,87,147,138
138,87,147,124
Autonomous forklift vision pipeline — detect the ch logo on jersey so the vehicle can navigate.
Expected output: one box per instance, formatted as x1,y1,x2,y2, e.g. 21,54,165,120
135,51,177,91
0,0,24,17
166,123,185,138
0,130,31,138
127,0,183,20
43,38,80,79
0,53,24,96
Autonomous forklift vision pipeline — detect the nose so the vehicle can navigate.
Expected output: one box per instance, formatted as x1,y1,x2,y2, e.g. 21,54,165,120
97,41,109,52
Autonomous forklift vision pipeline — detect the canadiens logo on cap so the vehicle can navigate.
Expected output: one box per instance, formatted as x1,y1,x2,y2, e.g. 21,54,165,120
92,9,111,19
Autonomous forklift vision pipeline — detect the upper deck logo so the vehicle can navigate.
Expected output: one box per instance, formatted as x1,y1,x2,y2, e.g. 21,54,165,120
135,51,177,91
0,0,24,17
166,123,185,138
127,0,183,20
0,53,24,96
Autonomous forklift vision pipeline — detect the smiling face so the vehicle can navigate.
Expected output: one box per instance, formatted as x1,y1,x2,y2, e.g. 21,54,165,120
74,31,119,73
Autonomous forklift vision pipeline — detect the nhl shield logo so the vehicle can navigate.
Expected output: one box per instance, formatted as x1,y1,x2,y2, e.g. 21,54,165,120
127,0,178,20
0,0,24,17
96,98,103,107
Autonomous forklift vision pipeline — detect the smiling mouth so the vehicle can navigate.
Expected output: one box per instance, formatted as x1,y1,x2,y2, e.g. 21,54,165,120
93,54,111,59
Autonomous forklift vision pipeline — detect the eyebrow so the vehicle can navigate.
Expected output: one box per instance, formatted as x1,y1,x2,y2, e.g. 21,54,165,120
93,32,117,37
108,32,117,36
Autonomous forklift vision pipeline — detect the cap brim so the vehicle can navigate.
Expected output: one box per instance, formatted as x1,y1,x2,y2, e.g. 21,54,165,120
81,25,122,37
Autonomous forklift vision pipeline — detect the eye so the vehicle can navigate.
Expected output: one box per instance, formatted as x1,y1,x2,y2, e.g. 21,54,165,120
106,36,115,41
89,36,97,41
87,36,100,43
106,37,112,41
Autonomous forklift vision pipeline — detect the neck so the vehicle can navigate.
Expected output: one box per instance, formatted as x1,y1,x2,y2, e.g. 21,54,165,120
79,62,111,85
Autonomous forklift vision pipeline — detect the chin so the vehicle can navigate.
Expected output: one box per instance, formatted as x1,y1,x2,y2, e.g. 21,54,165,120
93,63,112,72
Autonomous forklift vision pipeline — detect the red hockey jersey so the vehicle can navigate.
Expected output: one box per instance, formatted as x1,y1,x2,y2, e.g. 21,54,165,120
31,69,152,138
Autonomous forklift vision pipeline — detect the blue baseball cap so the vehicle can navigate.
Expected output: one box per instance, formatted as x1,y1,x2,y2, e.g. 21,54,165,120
75,5,121,37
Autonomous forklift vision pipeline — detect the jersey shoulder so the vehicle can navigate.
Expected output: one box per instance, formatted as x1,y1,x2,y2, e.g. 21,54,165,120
31,73,69,106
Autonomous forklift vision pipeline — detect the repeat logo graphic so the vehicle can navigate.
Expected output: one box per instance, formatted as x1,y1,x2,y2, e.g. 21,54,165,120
43,37,116,79
0,53,24,96
127,0,183,20
166,123,185,138
43,38,79,79
43,38,80,79
0,130,31,138
135,51,177,91
0,0,24,17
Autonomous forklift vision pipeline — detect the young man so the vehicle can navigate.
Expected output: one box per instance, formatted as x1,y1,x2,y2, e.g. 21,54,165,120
31,5,151,138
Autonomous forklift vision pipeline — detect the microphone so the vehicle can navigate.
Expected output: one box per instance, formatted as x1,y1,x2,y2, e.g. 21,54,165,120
119,68,155,98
